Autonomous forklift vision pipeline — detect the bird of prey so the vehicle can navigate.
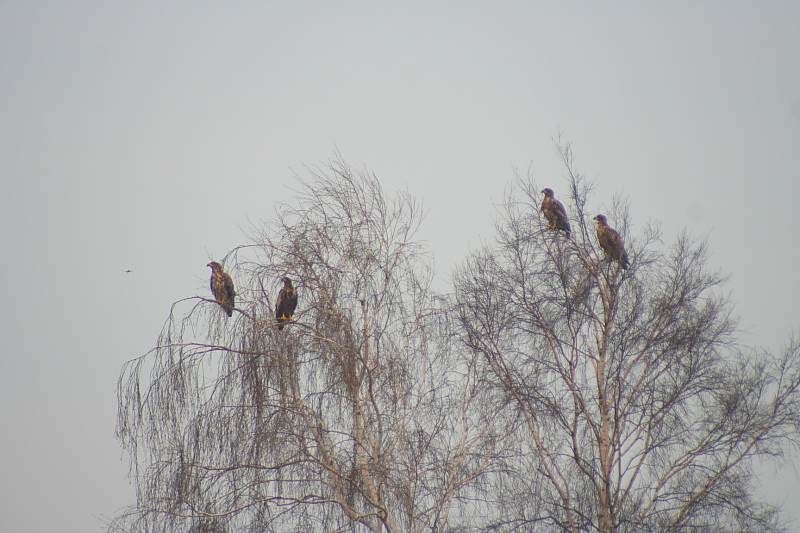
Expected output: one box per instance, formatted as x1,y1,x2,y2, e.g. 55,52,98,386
275,277,298,331
541,188,571,235
207,261,236,316
593,214,629,269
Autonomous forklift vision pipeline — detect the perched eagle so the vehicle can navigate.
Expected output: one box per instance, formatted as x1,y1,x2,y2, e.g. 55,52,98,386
275,277,298,331
593,214,629,269
207,261,236,316
541,188,571,235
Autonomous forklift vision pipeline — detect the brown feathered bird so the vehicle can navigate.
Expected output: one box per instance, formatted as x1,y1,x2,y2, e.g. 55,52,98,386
593,214,629,269
207,261,236,316
275,277,298,331
541,188,571,235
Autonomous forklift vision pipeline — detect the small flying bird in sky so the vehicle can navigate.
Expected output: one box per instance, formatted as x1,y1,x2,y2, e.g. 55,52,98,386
124,270,133,273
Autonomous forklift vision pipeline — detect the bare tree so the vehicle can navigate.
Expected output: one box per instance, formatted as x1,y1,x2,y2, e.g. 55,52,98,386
111,147,799,533
112,158,499,533
452,142,800,533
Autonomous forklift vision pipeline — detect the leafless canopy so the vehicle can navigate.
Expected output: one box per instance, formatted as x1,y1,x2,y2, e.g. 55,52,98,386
452,142,800,533
112,148,800,533
113,158,497,533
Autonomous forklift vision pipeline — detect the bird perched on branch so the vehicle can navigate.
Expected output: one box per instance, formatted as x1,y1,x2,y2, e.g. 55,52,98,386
207,261,236,316
541,188,571,235
593,214,629,269
275,277,298,331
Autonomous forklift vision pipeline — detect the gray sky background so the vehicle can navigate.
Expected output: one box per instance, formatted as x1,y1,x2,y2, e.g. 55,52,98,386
1,2,799,532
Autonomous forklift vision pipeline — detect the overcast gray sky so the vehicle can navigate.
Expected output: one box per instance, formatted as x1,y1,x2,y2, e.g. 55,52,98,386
1,2,799,532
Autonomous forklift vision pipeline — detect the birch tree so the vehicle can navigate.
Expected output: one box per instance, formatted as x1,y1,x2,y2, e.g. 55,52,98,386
453,143,800,533
112,158,498,533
